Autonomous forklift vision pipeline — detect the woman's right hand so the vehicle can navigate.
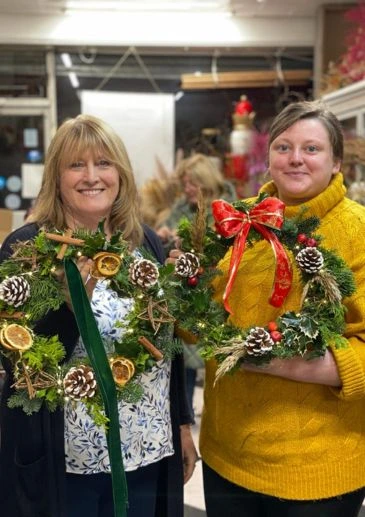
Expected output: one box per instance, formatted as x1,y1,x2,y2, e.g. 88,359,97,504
242,349,342,387
77,256,98,299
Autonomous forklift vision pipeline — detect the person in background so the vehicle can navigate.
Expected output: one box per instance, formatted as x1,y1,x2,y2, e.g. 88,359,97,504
157,153,236,252
200,101,365,516
157,153,236,419
0,114,197,517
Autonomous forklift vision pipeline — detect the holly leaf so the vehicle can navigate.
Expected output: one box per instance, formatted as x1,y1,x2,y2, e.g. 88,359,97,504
282,327,299,348
298,314,319,339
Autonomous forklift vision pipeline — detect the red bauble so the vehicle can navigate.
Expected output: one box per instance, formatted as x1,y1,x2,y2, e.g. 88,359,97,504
297,233,307,244
187,276,199,287
270,330,282,342
306,238,318,247
267,321,278,332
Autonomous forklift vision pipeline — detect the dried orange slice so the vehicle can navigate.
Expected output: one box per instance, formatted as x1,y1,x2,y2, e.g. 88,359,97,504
92,252,122,278
110,356,135,386
0,327,15,350
0,324,33,351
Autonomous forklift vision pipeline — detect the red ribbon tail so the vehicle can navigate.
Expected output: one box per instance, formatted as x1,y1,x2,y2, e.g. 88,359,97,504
223,224,251,314
254,224,293,307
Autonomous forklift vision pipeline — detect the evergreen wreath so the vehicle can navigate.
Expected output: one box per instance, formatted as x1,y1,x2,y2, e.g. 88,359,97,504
0,222,184,426
176,192,356,382
0,192,356,423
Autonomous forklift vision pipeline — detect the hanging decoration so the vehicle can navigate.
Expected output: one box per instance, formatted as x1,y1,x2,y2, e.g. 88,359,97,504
225,95,255,188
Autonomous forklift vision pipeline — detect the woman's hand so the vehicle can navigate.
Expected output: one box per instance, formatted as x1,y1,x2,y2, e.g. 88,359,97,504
180,424,199,484
156,225,176,243
242,349,342,387
165,248,183,266
53,256,97,308
77,256,98,300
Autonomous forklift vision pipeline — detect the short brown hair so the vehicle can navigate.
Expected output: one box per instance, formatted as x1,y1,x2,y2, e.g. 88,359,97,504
269,100,344,162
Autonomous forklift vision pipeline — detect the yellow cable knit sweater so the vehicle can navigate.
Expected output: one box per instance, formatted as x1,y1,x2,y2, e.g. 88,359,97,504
200,173,365,500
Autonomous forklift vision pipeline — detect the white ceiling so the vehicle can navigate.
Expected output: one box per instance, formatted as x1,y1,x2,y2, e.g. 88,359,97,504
0,0,356,17
0,0,356,51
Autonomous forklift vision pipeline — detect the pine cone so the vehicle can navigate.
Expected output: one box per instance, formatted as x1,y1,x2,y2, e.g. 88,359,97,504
129,258,159,288
0,276,31,307
244,327,274,356
296,247,324,274
63,365,97,400
175,252,200,278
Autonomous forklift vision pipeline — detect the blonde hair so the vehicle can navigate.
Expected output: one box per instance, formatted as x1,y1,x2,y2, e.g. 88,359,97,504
175,153,225,204
29,114,143,248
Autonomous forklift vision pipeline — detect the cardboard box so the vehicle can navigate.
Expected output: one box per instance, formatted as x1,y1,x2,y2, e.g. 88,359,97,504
0,208,13,244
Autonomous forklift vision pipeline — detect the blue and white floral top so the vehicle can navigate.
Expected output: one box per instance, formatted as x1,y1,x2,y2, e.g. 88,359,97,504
64,280,174,474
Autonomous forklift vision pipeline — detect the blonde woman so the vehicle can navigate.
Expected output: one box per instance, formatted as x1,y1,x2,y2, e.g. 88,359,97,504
0,115,197,517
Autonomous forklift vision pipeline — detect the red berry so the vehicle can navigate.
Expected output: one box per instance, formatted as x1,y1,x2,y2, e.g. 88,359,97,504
267,321,278,332
187,276,199,287
297,233,307,244
306,238,317,247
270,330,282,342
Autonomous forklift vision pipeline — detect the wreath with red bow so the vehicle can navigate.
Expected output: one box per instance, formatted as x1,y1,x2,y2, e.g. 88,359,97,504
176,192,356,382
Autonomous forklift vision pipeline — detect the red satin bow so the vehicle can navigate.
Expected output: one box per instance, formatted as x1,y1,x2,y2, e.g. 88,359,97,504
212,197,293,314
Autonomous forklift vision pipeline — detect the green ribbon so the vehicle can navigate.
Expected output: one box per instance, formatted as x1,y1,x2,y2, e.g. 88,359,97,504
64,258,128,517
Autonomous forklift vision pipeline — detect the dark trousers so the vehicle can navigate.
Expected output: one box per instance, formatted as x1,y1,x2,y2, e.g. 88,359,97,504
66,461,159,517
203,462,365,517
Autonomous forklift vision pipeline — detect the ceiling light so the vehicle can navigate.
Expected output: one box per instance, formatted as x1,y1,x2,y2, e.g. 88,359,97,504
65,1,230,12
175,91,184,101
68,72,80,89
61,53,73,68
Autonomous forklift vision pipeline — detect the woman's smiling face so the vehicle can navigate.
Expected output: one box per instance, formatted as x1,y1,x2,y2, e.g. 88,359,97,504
268,118,341,206
59,149,120,230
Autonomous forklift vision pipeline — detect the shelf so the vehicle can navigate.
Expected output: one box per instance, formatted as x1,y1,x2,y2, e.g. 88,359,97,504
321,79,365,136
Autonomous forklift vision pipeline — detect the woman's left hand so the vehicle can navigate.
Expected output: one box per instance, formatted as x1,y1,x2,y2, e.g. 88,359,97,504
180,424,199,483
165,248,183,266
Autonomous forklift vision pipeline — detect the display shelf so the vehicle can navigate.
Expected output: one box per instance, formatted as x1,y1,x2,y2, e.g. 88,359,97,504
321,79,365,137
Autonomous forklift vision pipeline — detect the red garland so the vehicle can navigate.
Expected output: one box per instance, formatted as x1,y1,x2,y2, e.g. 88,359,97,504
212,197,293,314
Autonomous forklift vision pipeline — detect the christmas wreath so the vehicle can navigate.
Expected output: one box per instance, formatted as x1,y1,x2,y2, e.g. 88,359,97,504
175,193,356,382
0,193,356,422
0,223,186,424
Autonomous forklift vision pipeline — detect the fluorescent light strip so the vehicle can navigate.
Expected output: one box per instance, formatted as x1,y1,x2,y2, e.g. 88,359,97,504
65,1,229,12
61,53,73,68
68,72,80,88
175,91,184,101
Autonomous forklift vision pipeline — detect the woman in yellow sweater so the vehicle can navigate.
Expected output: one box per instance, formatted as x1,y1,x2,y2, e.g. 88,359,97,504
200,100,365,516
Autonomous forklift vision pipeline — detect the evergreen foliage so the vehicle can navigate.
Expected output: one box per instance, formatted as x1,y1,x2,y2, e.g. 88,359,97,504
0,195,356,420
